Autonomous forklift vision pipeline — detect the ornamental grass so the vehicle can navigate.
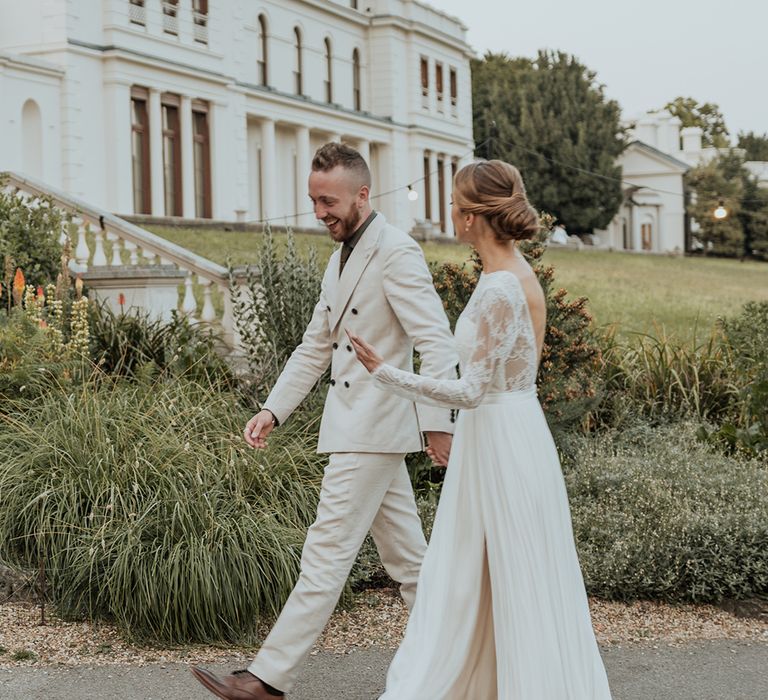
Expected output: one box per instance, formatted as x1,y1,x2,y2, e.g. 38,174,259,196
0,375,324,644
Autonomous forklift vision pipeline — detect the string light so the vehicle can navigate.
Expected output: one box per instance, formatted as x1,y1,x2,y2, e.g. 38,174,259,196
407,185,419,202
713,200,728,220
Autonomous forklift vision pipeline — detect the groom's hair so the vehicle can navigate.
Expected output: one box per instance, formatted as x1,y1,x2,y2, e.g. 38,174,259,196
312,142,371,188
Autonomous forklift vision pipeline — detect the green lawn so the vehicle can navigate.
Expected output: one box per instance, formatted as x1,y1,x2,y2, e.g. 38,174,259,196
147,225,768,342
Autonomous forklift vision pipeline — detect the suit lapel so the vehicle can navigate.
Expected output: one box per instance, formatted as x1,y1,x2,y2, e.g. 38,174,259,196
328,213,384,333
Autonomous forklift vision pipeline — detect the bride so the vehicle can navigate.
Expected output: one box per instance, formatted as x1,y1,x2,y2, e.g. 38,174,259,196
347,160,612,699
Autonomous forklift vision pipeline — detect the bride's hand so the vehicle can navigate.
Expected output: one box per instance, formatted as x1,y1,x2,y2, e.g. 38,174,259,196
346,329,383,373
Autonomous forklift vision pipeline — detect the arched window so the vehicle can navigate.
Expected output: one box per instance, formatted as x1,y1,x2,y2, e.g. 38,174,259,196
324,38,333,103
21,99,43,178
352,48,361,111
257,14,268,86
293,27,303,95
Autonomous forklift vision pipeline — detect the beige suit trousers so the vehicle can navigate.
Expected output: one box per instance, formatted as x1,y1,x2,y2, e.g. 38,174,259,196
248,452,427,692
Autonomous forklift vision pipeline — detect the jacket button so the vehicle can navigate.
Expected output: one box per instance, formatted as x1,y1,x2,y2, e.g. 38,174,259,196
351,308,358,314
344,381,350,388
333,342,338,349
326,305,331,312
330,379,336,386
346,345,352,352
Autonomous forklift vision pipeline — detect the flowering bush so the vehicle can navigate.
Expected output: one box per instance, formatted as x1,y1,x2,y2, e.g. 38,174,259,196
0,252,92,400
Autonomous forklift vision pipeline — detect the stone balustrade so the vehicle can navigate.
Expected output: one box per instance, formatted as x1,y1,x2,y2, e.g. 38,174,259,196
2,171,248,352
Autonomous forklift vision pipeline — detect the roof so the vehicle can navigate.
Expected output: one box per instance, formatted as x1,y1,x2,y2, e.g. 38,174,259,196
626,140,691,173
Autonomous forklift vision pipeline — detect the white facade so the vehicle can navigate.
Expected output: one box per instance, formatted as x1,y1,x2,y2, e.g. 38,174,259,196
597,111,690,254
0,0,474,234
597,138,689,254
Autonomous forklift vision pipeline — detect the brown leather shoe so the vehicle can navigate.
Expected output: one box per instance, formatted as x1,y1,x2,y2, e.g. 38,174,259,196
190,667,285,699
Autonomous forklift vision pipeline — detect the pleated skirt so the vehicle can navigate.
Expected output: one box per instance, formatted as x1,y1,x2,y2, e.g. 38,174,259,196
380,390,612,699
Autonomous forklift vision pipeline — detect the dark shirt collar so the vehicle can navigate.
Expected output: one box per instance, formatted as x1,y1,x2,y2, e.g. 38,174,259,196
343,210,377,251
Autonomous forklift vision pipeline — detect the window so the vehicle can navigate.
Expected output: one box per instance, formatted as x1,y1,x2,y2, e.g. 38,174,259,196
257,15,268,86
161,95,182,216
351,1,358,8
192,0,208,45
435,62,444,111
449,67,457,111
131,88,151,214
129,0,146,26
192,101,212,218
293,27,303,95
162,0,178,36
641,222,653,251
352,49,361,111
423,154,431,220
324,38,333,103
420,57,429,96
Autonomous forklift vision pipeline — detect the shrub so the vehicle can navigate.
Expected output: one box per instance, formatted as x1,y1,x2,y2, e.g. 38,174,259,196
707,301,768,455
230,229,326,405
0,180,64,292
566,421,768,602
88,302,234,391
0,375,325,644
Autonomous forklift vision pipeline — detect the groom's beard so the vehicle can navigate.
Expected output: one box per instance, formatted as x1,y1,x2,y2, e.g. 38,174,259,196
323,204,363,242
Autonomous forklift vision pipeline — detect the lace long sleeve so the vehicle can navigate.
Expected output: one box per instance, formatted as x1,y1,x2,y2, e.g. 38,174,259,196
373,282,526,409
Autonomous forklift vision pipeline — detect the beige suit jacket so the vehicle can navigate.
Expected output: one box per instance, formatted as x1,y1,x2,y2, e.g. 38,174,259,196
264,213,458,453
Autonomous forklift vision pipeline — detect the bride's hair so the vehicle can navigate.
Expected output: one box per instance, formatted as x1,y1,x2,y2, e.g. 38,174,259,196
453,160,540,241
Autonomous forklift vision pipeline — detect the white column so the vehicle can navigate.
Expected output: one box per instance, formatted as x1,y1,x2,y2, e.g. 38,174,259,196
295,125,312,228
180,95,195,218
103,82,133,214
357,139,370,166
442,156,454,237
149,89,164,216
210,99,236,221
428,150,440,227
260,118,276,222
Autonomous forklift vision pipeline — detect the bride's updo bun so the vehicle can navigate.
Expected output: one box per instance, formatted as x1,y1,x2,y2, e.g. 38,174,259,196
453,160,540,241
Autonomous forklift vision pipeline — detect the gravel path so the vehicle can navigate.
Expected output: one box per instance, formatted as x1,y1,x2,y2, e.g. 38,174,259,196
2,590,767,669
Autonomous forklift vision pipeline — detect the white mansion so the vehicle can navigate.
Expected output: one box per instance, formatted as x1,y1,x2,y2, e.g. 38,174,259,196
597,110,768,254
0,0,474,234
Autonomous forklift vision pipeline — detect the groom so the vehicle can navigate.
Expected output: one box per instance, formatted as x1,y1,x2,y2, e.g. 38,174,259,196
192,143,458,699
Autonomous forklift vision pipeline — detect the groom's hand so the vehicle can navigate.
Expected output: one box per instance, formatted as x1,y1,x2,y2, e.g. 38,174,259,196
424,431,452,468
244,409,277,449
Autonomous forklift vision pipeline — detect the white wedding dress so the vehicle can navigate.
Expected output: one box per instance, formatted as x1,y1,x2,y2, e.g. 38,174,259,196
373,271,612,699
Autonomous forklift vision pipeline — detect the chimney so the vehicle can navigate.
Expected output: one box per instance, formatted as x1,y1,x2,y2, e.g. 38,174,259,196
681,126,703,154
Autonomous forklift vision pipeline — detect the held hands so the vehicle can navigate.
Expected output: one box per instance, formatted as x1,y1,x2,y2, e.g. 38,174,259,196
346,329,383,373
425,431,452,468
243,409,277,449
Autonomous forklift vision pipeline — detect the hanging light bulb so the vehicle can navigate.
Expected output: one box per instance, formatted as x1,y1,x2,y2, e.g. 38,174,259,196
407,185,419,202
713,200,728,220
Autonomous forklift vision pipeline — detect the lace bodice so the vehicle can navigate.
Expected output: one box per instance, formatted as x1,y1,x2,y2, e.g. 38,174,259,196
373,271,539,409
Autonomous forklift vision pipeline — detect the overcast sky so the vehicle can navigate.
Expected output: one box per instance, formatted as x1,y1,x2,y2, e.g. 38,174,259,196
428,0,768,140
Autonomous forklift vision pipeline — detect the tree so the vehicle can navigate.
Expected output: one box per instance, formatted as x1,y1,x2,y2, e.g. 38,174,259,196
737,131,768,161
472,51,626,234
686,151,744,256
739,172,768,260
664,97,729,148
